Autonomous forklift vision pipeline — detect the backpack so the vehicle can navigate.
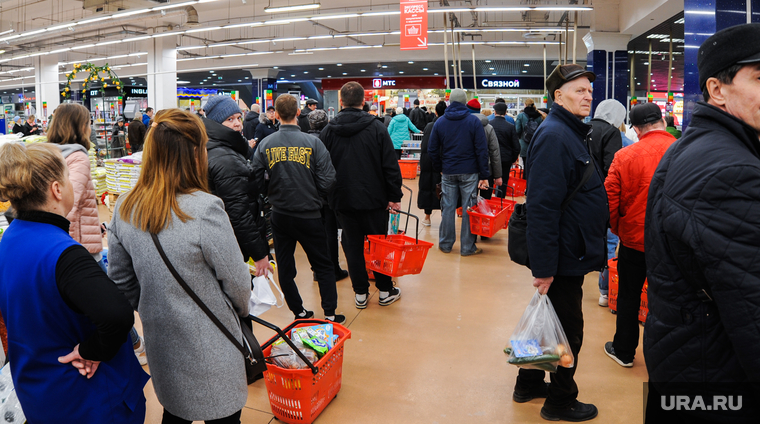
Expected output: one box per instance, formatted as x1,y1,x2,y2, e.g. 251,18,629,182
523,117,540,144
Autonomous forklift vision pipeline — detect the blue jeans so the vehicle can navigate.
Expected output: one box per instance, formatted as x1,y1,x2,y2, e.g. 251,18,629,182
440,173,479,255
598,229,619,295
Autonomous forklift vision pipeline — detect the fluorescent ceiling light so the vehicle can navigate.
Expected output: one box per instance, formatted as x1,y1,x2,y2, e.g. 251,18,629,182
360,11,399,17
475,7,531,11
178,45,206,50
264,18,310,25
209,42,239,48
177,80,191,84
78,16,112,25
272,37,307,42
113,10,150,18
308,35,334,40
223,22,263,29
310,13,358,20
96,40,123,46
23,29,48,37
184,26,222,33
128,52,146,56
0,30,14,36
685,11,714,15
152,1,196,11
49,48,71,54
264,3,320,13
47,23,77,31
123,36,152,42
153,32,180,38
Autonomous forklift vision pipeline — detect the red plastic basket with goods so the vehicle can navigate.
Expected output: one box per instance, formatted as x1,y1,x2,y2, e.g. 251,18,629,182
510,165,524,179
398,160,419,179
253,317,352,424
365,211,433,277
508,177,527,197
607,257,648,321
466,197,512,237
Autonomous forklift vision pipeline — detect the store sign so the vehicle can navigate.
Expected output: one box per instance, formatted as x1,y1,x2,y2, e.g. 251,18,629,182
90,90,99,96
127,87,148,96
372,78,397,88
481,79,521,88
400,0,427,50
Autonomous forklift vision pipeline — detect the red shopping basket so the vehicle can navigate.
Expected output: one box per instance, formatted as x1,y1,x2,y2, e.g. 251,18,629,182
608,257,648,320
510,165,524,179
398,160,419,179
365,211,433,277
253,317,352,424
508,177,527,197
467,196,511,237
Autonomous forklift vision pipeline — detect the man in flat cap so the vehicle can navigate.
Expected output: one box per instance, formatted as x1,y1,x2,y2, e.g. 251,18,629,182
644,23,760,422
298,98,319,132
512,64,607,422
603,103,675,370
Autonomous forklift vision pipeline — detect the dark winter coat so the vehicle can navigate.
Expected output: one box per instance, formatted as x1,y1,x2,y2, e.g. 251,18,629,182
298,107,313,133
243,111,259,140
526,103,608,278
383,114,392,127
516,106,543,157
23,121,41,136
428,102,489,179
410,107,427,131
645,102,760,410
490,115,521,164
319,108,403,212
254,116,278,141
417,121,441,211
203,117,269,262
11,123,24,135
128,118,146,152
588,118,623,179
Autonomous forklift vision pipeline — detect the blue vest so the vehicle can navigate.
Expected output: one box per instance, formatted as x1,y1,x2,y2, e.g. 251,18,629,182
0,219,149,423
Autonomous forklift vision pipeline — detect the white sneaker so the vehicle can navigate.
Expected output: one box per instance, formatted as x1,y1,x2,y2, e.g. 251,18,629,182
598,294,608,307
422,218,431,227
134,337,148,366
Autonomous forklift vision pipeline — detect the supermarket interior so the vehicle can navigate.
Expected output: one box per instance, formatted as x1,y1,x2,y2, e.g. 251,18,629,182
0,0,757,423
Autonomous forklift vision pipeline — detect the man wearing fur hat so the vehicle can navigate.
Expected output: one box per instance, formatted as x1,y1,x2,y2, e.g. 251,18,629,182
512,64,608,422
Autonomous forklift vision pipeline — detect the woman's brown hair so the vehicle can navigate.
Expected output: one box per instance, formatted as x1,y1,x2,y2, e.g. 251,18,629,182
47,103,91,150
118,109,209,234
0,143,66,212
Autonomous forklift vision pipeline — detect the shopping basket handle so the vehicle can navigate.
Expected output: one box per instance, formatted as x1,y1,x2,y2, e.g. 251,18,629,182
390,209,419,244
401,184,413,234
249,315,320,374
485,186,504,208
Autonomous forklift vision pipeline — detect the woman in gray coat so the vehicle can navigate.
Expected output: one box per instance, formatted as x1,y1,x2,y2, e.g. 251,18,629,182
107,109,251,424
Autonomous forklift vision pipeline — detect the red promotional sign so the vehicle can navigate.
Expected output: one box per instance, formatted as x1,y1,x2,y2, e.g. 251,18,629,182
400,0,427,50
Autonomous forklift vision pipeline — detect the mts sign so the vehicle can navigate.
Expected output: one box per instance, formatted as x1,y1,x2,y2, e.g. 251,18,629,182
373,79,396,88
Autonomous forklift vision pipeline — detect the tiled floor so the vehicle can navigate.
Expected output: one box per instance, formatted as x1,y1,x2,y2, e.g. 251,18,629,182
103,179,648,424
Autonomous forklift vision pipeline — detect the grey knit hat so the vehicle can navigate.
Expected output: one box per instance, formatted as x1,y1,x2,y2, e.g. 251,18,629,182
205,95,241,124
308,109,328,131
450,88,467,104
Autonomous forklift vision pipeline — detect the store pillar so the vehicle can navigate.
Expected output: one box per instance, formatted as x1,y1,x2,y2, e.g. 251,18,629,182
34,54,60,124
583,32,631,119
682,0,759,128
247,68,279,109
146,37,177,111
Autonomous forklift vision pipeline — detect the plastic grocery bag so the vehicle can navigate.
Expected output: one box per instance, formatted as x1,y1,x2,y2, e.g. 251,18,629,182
0,364,26,423
469,196,495,216
388,213,400,235
504,290,575,373
249,271,284,317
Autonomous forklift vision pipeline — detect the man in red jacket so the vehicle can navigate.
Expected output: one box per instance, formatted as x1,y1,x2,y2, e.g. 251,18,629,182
603,102,675,367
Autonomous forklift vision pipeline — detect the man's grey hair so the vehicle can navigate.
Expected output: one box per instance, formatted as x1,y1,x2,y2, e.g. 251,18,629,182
251,104,261,113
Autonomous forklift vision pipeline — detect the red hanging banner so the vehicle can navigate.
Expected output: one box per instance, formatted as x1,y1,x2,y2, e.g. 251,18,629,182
400,0,428,50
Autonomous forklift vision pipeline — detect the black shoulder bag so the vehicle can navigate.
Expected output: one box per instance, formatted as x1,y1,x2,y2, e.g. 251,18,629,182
508,162,596,268
151,233,267,384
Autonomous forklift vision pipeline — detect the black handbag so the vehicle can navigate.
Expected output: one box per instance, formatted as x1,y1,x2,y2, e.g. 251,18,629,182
508,162,596,267
151,233,267,384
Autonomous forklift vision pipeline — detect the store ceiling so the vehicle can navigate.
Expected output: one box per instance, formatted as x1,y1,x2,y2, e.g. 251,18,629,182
628,11,684,93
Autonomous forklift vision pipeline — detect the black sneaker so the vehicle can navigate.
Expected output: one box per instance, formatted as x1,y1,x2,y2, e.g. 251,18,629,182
604,342,633,368
513,382,549,403
295,310,314,320
379,287,401,306
540,401,598,422
325,315,346,324
335,269,349,281
355,293,369,309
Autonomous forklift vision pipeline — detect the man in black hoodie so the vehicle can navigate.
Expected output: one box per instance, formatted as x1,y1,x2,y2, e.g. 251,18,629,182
320,82,404,309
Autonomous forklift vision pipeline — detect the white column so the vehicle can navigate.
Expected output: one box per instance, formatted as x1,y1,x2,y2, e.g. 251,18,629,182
146,36,177,111
34,54,60,123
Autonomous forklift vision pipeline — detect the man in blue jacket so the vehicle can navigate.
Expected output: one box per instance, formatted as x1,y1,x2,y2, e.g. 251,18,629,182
513,64,608,422
428,88,489,256
644,24,760,423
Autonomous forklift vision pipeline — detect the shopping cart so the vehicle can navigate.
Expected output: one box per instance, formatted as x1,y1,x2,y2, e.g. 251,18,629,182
252,316,352,424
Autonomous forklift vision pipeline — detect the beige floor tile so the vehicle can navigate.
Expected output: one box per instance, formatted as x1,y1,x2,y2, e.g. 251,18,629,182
103,179,648,424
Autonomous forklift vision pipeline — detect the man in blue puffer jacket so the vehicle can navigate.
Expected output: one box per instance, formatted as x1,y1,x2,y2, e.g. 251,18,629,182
428,88,489,256
513,64,608,422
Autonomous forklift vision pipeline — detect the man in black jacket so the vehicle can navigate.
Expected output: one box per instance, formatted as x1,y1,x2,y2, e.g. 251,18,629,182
243,104,260,141
298,99,318,132
645,24,760,423
409,99,427,131
588,99,624,179
514,64,607,422
128,113,146,153
252,95,343,323
490,103,520,198
320,82,403,309
203,95,272,278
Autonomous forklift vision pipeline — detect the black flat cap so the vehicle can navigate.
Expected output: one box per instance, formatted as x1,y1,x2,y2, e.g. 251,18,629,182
493,102,508,114
630,103,663,126
305,99,318,105
546,64,596,101
698,23,760,90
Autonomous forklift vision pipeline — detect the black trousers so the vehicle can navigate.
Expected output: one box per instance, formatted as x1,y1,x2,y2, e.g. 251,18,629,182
395,149,402,160
495,160,512,198
521,155,528,181
612,244,647,362
271,211,338,316
162,409,241,424
336,208,394,294
321,204,344,275
516,275,585,408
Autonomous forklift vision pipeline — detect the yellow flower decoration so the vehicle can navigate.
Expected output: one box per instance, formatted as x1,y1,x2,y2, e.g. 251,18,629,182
104,83,108,88
101,77,105,82
65,87,69,92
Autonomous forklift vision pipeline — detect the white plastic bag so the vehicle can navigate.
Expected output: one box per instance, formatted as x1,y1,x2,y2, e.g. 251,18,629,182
249,271,284,317
0,364,26,423
505,290,575,372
